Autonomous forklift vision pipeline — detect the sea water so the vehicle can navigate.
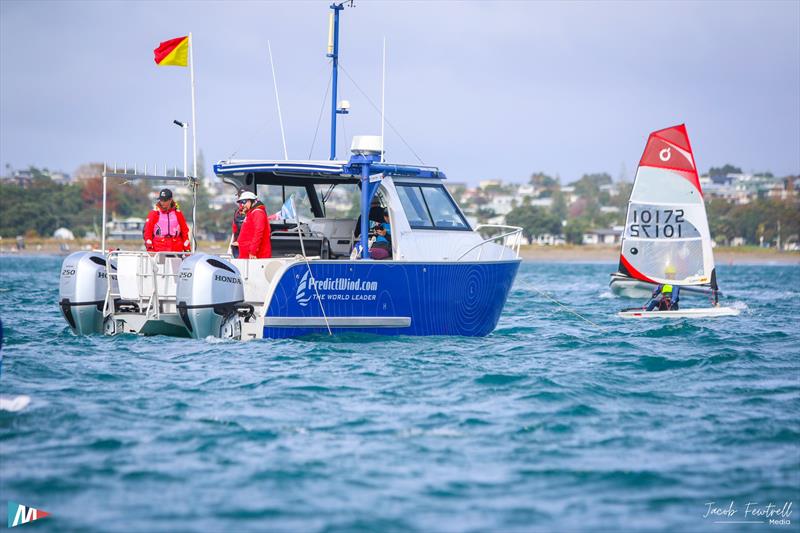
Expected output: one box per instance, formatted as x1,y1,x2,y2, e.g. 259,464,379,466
1,256,798,532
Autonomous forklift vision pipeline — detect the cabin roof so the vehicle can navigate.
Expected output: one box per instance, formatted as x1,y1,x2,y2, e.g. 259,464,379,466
214,160,347,176
214,159,446,186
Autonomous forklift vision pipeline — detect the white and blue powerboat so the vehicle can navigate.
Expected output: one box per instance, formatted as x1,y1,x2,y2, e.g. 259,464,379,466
58,3,522,340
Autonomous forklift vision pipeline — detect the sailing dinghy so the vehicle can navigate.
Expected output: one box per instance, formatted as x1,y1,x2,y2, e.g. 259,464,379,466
610,124,739,319
618,306,739,319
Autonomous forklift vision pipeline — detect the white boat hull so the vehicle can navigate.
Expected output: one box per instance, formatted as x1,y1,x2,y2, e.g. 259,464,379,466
609,273,718,299
609,274,656,298
618,306,740,319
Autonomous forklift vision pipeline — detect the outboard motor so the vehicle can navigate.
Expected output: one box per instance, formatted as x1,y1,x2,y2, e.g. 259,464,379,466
176,254,246,339
59,251,108,335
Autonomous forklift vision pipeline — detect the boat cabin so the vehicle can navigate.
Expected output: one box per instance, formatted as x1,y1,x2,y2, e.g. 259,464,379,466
214,137,516,263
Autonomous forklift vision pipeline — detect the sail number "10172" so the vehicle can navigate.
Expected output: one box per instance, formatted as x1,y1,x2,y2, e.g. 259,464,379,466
629,208,684,238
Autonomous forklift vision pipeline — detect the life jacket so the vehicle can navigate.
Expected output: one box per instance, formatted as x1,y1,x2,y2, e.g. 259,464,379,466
154,209,180,238
144,201,189,252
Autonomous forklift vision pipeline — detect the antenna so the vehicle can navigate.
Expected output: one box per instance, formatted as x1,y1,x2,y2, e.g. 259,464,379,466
380,36,386,163
268,40,289,160
327,2,352,160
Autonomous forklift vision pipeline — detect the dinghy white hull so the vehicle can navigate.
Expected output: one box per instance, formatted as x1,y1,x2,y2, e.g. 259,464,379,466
609,273,718,299
618,306,740,319
609,274,656,298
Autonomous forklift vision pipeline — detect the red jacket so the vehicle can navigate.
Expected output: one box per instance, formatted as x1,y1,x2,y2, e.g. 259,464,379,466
143,203,191,252
237,203,272,259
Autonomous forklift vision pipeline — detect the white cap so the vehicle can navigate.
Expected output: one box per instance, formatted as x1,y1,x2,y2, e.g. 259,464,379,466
237,190,257,201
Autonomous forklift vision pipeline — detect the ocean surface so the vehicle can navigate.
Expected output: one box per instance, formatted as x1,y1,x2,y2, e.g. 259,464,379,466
1,256,798,532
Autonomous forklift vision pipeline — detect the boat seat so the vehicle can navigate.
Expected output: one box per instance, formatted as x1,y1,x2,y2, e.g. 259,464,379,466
271,233,330,259
309,218,355,257
269,222,298,232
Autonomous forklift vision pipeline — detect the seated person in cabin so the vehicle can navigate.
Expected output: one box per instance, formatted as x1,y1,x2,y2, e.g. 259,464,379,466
369,208,392,260
354,197,386,240
235,190,272,259
143,188,191,253
645,266,681,311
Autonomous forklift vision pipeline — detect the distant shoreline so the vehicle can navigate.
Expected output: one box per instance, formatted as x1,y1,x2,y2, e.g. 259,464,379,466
1,240,798,265
518,245,800,265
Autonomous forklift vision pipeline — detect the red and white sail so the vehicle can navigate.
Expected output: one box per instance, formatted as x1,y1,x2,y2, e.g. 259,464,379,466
617,124,716,287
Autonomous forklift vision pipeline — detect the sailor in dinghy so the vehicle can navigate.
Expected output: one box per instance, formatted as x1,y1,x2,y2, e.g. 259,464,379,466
613,124,739,319
642,265,682,311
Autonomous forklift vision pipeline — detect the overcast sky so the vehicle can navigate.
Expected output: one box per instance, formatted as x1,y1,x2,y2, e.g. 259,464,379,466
1,0,798,184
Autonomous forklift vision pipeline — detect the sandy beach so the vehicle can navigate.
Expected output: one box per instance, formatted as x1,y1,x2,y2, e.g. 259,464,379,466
518,244,800,265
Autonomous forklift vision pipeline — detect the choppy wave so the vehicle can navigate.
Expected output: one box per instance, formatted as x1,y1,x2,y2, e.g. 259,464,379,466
0,256,798,532
0,394,30,412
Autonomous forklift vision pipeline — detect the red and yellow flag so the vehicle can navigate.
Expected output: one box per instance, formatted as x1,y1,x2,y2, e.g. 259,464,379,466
154,36,189,67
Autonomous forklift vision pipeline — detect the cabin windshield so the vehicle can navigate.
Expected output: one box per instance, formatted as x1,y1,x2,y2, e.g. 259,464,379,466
396,183,469,230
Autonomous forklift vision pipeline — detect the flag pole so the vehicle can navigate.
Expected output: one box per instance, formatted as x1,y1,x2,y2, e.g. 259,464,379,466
101,163,107,252
189,32,198,178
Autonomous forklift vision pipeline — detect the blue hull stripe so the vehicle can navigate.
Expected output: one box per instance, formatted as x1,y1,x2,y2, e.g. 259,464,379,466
262,260,520,339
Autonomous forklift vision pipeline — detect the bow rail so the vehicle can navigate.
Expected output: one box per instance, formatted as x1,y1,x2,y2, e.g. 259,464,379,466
457,224,523,261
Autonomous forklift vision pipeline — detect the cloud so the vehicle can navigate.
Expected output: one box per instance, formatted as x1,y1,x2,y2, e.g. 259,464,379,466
1,0,798,182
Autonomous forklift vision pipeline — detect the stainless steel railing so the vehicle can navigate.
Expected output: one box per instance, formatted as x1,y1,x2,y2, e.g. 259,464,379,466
456,224,523,261
102,250,190,320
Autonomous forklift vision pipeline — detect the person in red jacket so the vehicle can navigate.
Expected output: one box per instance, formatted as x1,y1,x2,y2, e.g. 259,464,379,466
143,188,191,253
235,190,271,259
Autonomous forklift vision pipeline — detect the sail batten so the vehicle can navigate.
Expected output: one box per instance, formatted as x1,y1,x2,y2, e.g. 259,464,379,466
617,124,716,288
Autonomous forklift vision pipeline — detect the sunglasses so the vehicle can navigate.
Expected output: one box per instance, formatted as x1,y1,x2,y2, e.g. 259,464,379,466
237,199,249,205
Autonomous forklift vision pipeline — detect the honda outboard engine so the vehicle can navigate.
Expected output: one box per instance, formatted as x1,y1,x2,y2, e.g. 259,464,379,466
59,251,108,335
176,254,245,339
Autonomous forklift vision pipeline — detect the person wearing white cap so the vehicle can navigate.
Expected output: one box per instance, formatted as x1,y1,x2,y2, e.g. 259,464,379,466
234,189,272,259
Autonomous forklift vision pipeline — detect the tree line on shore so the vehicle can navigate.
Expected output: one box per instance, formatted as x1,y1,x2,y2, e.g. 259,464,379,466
1,166,798,248
473,171,799,247
0,166,234,240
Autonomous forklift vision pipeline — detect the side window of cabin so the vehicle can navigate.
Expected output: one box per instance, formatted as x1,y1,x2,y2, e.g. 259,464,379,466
397,185,434,228
396,184,469,230
420,186,469,229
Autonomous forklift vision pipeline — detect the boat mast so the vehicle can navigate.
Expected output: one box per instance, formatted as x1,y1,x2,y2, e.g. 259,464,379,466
327,2,349,160
327,1,373,259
